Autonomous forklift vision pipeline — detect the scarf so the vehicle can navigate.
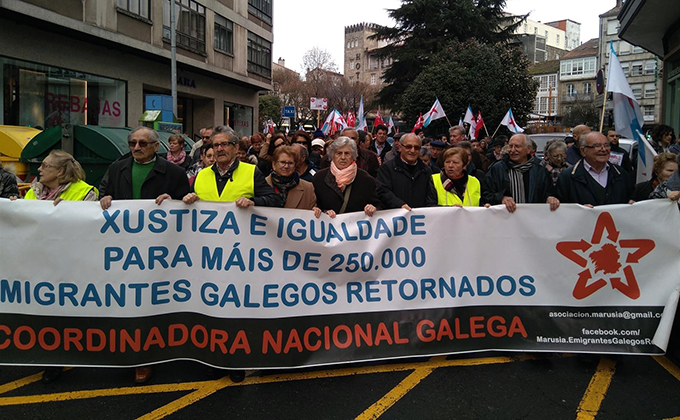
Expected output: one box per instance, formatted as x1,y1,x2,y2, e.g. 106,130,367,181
270,171,300,203
32,181,70,200
441,170,468,201
330,161,357,191
167,150,186,166
508,157,534,204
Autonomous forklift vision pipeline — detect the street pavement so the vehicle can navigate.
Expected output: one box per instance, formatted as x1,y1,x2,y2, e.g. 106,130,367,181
0,352,679,419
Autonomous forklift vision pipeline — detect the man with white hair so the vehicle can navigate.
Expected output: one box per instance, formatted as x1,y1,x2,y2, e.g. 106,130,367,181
483,133,559,213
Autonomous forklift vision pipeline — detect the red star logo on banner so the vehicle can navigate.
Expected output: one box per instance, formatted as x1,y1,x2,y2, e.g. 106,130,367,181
556,212,655,300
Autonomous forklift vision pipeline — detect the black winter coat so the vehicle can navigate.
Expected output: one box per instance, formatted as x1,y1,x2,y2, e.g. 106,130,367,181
482,157,554,205
312,167,382,214
376,158,437,209
101,155,190,200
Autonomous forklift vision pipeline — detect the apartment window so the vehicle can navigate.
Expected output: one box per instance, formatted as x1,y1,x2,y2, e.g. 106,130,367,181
620,62,630,76
248,0,272,25
645,60,656,75
583,82,592,95
523,23,527,32
214,14,233,54
349,76,354,83
619,41,631,55
560,57,596,77
632,45,644,54
349,60,355,69
163,0,206,54
631,84,642,100
556,34,560,44
247,31,272,78
644,83,656,98
567,84,576,96
630,61,643,76
116,0,150,19
371,74,376,85
369,55,379,70
644,106,655,120
607,20,619,35
534,27,538,34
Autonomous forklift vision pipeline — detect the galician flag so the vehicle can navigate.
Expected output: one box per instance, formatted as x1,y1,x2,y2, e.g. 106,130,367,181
321,109,347,135
463,105,476,139
423,98,446,128
500,108,524,133
606,41,648,182
356,96,368,131
387,116,396,134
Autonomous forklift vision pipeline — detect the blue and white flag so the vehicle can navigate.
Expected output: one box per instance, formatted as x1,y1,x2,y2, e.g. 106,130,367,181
423,98,446,128
607,41,647,182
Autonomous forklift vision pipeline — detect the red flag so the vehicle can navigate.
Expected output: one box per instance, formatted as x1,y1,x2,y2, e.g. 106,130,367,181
374,108,385,127
474,111,484,139
347,111,356,128
411,113,424,133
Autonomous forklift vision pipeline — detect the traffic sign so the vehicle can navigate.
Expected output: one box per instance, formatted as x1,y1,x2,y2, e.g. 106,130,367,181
282,106,295,118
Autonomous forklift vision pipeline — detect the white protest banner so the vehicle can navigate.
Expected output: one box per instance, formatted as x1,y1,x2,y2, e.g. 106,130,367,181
0,199,679,369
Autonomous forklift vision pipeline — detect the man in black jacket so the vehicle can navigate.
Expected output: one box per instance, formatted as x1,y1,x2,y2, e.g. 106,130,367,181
369,124,392,162
376,133,437,210
483,133,559,213
557,132,634,206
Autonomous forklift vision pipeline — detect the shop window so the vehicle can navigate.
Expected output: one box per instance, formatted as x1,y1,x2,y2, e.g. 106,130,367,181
224,101,253,137
248,0,272,25
163,0,206,54
116,0,150,19
214,13,233,55
1,56,126,128
247,32,272,78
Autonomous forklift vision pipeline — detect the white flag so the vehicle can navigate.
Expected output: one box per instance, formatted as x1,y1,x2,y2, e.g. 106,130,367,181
423,98,446,128
356,96,367,131
500,108,524,133
636,130,658,184
607,41,648,181
463,105,476,139
387,116,396,134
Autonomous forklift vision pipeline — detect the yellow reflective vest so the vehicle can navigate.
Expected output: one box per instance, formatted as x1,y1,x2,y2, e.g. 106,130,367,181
193,162,255,201
25,179,97,201
432,174,481,207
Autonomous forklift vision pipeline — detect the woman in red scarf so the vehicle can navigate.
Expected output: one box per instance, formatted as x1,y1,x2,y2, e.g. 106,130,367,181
167,134,190,170
312,136,381,218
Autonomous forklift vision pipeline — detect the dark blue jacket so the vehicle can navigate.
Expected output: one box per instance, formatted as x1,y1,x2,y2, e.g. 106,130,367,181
556,159,633,205
482,157,554,205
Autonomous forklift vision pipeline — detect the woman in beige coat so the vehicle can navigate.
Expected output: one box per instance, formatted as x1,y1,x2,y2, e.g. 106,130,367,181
265,146,316,209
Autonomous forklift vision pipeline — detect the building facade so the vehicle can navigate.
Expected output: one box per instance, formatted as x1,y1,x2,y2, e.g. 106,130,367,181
514,17,572,51
529,60,560,120
598,0,662,127
519,34,567,64
558,38,599,118
344,23,391,87
618,0,680,134
0,0,273,138
546,19,581,50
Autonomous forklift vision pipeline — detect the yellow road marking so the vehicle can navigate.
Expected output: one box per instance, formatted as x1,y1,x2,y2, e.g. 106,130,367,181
575,357,617,420
0,367,73,396
0,355,533,408
654,356,680,382
136,377,237,420
355,357,445,420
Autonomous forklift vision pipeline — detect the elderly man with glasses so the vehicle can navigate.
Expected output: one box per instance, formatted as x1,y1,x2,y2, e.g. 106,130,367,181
189,126,214,162
557,131,634,206
183,125,283,208
98,126,190,384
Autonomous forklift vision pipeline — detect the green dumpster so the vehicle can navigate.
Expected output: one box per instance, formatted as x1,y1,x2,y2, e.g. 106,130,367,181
20,125,194,188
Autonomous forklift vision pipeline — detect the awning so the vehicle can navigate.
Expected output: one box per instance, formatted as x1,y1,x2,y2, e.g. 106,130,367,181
618,0,680,57
0,125,41,159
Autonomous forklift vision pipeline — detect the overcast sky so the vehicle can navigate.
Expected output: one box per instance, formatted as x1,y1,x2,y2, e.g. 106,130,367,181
272,0,615,74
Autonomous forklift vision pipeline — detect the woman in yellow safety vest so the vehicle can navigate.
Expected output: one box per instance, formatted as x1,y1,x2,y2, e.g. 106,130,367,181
25,150,98,204
432,147,481,207
24,150,97,383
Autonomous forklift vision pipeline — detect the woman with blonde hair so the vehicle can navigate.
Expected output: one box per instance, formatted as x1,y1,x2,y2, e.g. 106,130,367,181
25,150,97,204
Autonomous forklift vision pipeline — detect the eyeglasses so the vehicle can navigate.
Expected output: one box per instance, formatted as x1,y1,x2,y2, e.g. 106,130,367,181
128,140,156,148
276,161,295,167
402,145,421,150
202,136,211,139
39,162,55,169
213,141,237,149
583,143,611,150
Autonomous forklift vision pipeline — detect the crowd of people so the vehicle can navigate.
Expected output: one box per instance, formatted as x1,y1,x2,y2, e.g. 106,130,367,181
2,121,680,385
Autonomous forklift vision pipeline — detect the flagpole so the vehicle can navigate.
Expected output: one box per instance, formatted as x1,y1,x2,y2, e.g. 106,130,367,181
491,122,503,138
445,116,453,127
483,123,491,138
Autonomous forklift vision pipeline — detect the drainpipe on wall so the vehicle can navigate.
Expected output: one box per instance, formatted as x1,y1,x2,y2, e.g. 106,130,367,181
81,0,86,23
